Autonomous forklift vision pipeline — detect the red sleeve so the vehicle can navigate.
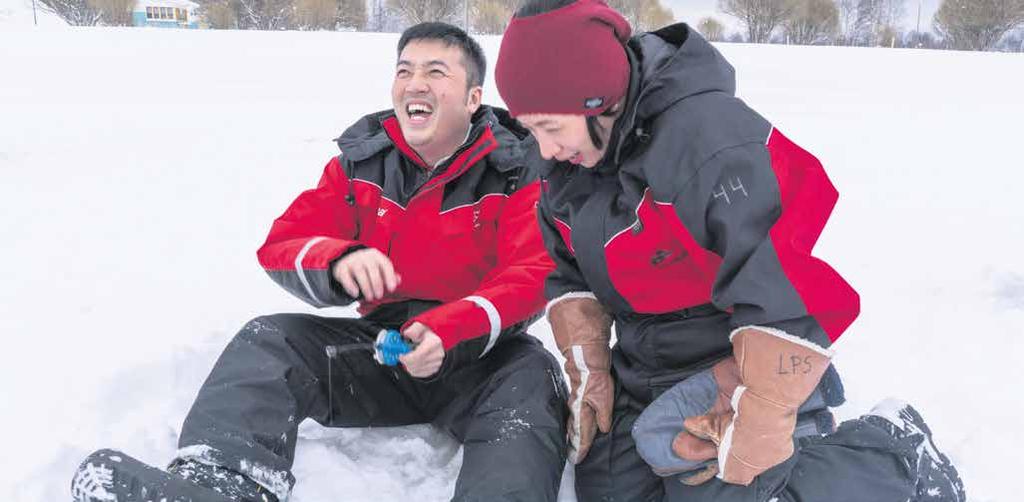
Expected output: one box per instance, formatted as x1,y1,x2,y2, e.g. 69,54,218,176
257,156,363,307
408,181,555,352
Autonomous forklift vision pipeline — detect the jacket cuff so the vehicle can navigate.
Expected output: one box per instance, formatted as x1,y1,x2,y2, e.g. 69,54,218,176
545,291,598,317
408,298,494,352
269,237,364,307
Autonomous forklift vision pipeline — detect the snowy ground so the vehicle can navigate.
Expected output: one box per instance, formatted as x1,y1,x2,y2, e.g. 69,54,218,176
0,0,67,29
1,20,1022,502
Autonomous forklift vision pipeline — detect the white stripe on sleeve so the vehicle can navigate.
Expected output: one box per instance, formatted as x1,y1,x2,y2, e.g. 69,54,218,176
295,237,328,307
466,295,501,357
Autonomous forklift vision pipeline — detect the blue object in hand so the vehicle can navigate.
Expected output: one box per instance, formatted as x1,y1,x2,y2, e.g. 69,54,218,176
373,329,412,366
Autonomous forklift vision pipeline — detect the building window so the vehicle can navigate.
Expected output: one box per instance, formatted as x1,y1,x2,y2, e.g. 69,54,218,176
144,5,190,22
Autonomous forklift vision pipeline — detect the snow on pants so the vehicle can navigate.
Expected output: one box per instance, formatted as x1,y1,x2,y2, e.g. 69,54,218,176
175,313,569,501
573,374,919,502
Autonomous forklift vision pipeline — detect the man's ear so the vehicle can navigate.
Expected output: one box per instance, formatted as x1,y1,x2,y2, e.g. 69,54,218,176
466,86,483,114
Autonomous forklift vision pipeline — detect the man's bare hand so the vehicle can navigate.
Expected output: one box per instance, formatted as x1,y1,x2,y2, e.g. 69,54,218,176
399,322,445,378
331,248,400,302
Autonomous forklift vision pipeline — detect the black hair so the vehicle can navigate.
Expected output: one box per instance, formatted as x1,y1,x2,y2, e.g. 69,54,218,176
397,22,486,90
586,106,620,150
514,0,576,18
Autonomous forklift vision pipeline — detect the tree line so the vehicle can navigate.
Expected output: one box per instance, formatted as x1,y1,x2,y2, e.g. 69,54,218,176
703,0,1024,51
38,0,1024,52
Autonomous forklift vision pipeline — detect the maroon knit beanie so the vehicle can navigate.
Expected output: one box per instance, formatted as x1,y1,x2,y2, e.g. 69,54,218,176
495,0,632,117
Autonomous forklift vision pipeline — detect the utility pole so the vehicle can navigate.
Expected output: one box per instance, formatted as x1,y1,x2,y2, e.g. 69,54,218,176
916,0,921,34
912,0,922,47
32,0,38,26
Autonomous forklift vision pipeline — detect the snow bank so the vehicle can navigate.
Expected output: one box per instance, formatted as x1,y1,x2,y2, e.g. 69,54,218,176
1,27,1021,501
0,0,67,29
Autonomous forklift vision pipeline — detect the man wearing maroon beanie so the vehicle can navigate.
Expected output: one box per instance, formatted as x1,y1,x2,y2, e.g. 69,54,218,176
497,1,967,502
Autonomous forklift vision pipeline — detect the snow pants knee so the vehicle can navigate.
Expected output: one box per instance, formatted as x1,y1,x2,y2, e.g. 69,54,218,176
175,313,569,501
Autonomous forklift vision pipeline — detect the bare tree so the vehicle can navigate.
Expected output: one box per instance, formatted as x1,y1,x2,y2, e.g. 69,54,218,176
387,0,463,25
1004,27,1024,51
41,0,103,25
836,0,858,43
198,0,239,28
295,0,334,29
472,0,515,34
89,0,134,25
934,0,1024,51
367,0,386,30
236,0,293,29
718,0,793,43
876,23,901,46
878,0,906,29
606,0,675,32
784,0,839,45
854,0,906,45
336,0,366,29
639,0,675,30
698,16,727,41
905,29,938,48
852,0,875,43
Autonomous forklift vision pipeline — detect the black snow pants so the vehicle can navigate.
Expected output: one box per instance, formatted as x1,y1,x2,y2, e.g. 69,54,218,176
574,307,918,502
175,310,569,502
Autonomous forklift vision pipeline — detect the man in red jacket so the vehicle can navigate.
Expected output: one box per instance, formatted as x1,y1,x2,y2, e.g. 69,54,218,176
72,23,567,502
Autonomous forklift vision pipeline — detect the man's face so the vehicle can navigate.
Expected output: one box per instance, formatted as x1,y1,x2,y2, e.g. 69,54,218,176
518,113,610,168
392,40,481,159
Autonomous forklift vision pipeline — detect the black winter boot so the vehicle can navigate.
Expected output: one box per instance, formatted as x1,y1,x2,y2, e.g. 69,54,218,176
71,449,278,502
865,398,967,502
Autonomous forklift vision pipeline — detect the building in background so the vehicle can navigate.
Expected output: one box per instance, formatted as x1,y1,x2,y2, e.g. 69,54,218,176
132,0,199,28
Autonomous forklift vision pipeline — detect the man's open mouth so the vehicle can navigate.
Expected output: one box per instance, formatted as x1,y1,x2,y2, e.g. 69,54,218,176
406,102,434,125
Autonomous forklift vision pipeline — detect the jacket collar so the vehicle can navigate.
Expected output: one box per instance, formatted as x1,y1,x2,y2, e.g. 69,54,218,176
335,106,530,174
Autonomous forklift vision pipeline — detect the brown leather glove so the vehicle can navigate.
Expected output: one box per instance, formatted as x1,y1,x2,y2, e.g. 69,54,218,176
547,296,614,464
673,327,833,485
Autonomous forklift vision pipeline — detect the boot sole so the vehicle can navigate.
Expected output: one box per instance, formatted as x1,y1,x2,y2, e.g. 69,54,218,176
72,449,234,502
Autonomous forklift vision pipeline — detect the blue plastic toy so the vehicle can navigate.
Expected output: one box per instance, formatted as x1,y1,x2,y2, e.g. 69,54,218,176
373,329,413,366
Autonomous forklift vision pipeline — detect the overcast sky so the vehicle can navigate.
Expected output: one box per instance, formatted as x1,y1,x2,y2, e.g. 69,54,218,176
664,0,942,34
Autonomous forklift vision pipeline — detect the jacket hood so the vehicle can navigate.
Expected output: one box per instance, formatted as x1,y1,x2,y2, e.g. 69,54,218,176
573,23,737,175
629,23,736,123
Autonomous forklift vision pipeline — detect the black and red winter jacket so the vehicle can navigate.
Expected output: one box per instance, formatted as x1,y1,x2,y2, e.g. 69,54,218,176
538,24,859,398
257,107,553,356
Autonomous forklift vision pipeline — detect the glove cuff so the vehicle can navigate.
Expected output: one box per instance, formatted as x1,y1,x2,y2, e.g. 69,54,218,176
547,295,612,359
730,326,833,406
729,325,833,357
